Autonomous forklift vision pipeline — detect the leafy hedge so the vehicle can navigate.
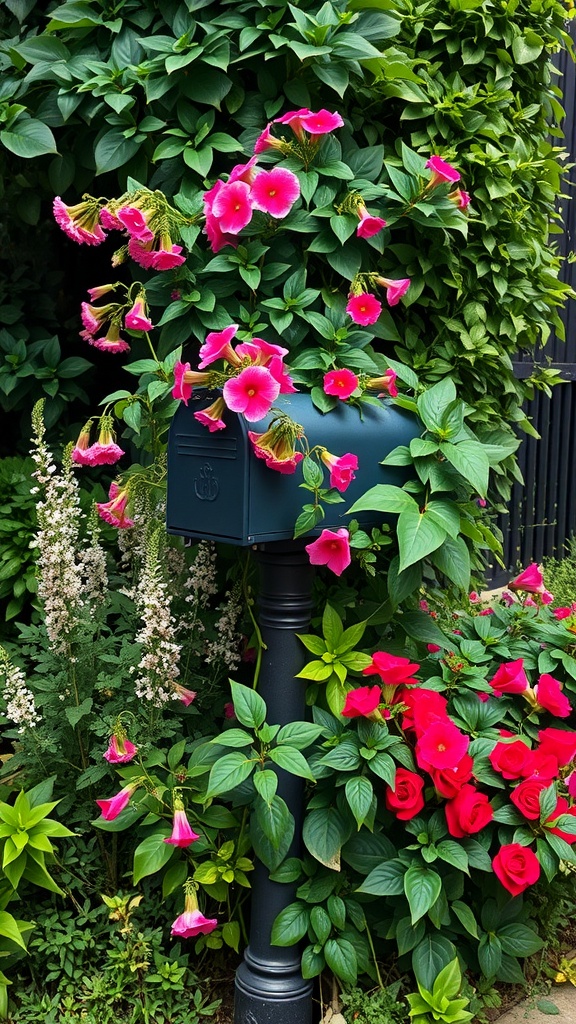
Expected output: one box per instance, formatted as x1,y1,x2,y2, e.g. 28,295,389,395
1,0,573,494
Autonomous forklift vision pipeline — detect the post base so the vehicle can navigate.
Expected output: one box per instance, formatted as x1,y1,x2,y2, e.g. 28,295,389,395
234,951,313,1024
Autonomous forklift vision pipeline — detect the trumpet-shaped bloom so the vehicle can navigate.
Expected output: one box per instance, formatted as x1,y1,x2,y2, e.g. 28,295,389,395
254,123,285,154
172,361,193,405
53,196,106,245
342,685,382,718
212,180,253,234
449,188,471,210
164,808,200,848
103,734,138,764
236,338,289,364
173,684,197,706
125,296,154,332
320,451,358,492
305,528,351,576
267,355,297,394
489,658,529,695
96,782,138,821
323,368,359,400
97,482,134,529
71,422,94,466
356,204,387,239
300,109,344,135
87,322,131,354
376,277,411,307
117,205,154,242
248,427,304,474
194,397,227,433
365,369,398,398
426,156,461,187
346,293,382,326
416,717,470,770
509,563,546,593
223,365,280,421
170,908,218,938
274,108,311,140
251,168,300,219
228,157,259,185
198,325,241,368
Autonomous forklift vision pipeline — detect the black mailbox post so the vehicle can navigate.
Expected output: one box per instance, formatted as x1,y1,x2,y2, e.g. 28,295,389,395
166,392,419,1024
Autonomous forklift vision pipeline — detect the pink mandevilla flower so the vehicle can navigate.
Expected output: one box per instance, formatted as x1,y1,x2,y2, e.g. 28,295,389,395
251,168,300,219
125,297,154,332
96,783,138,821
356,205,387,239
320,451,358,492
342,686,382,718
88,323,131,354
323,368,359,400
194,398,227,433
164,808,200,848
103,734,137,764
416,717,470,770
223,365,280,421
171,909,218,938
305,528,351,576
228,157,259,185
172,361,193,405
426,156,461,187
116,206,154,242
97,482,134,529
346,293,382,325
173,684,197,706
198,325,240,369
299,109,344,135
376,277,411,307
212,180,254,234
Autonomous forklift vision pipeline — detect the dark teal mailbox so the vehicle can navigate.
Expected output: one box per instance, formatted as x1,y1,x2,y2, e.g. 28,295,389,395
166,391,419,544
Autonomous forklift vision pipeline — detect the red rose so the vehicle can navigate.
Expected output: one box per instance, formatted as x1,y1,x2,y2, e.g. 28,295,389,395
385,768,425,820
510,779,547,820
430,753,474,798
534,674,572,718
489,740,534,780
492,843,540,896
445,784,493,838
489,659,529,695
342,685,382,719
546,796,576,845
538,728,576,768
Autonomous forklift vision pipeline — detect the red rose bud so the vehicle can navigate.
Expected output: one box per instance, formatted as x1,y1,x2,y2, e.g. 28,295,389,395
385,768,425,820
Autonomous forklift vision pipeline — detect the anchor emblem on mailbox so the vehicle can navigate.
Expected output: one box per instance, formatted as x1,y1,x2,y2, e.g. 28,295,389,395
194,463,219,501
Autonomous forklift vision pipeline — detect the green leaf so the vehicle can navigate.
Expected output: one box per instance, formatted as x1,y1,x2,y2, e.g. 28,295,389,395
302,807,350,870
1,119,58,158
271,903,309,946
412,935,457,991
417,379,457,433
254,794,294,851
94,129,140,175
322,603,344,649
478,932,502,978
387,556,422,608
133,831,174,884
431,536,471,592
324,937,357,984
162,860,188,899
269,746,315,780
64,697,93,728
404,864,442,924
357,859,406,895
310,906,332,945
435,840,469,873
439,441,489,497
451,900,478,938
206,751,256,799
210,728,254,748
253,769,278,804
348,484,417,516
345,776,374,829
0,911,27,950
302,944,325,978
230,681,266,729
498,923,543,957
397,507,447,571
276,722,325,749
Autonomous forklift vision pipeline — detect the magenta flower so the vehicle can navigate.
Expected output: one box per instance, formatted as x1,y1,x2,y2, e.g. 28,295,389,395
198,325,240,369
236,337,289,364
171,908,218,938
103,734,138,764
150,241,185,271
342,685,382,719
87,323,131,354
416,718,470,770
489,659,529,695
254,123,285,154
116,205,154,242
228,157,259,185
376,277,411,307
223,365,280,421
320,451,358,492
509,563,546,593
363,652,420,688
449,188,471,210
212,180,254,234
84,441,124,467
53,196,106,245
71,422,94,466
194,397,227,433
346,293,382,326
365,369,398,398
323,368,359,400
248,428,304,475
164,808,200,848
251,168,301,219
96,782,138,821
305,528,351,576
534,674,572,718
172,361,193,405
125,296,154,332
274,108,311,140
87,284,117,301
267,355,297,394
173,684,197,706
356,204,387,239
425,156,461,187
81,302,107,335
99,208,122,230
300,109,344,135
96,482,134,529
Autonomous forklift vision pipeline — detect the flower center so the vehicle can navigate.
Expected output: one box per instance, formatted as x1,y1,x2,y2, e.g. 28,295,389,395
247,388,255,397
437,743,446,752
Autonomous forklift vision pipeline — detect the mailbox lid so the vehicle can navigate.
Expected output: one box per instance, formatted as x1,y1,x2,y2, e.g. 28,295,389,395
166,390,420,545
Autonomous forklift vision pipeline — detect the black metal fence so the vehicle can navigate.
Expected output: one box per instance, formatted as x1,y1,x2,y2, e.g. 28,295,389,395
488,29,576,586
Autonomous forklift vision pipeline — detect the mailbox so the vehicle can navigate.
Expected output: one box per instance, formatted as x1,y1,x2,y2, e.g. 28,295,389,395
166,390,419,545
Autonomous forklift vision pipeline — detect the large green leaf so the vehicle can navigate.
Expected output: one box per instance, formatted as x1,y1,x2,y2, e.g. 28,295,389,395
324,937,358,984
348,484,417,516
205,751,256,799
133,831,174,884
302,807,350,870
1,119,57,158
345,776,374,829
417,379,457,433
356,858,406,895
397,506,447,571
404,864,442,924
269,746,315,780
230,682,266,729
254,794,294,851
270,902,309,946
94,129,141,175
431,535,471,592
439,441,489,497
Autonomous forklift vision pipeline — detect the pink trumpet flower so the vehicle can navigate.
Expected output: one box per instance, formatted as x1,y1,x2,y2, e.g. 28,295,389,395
96,782,139,821
103,734,138,764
